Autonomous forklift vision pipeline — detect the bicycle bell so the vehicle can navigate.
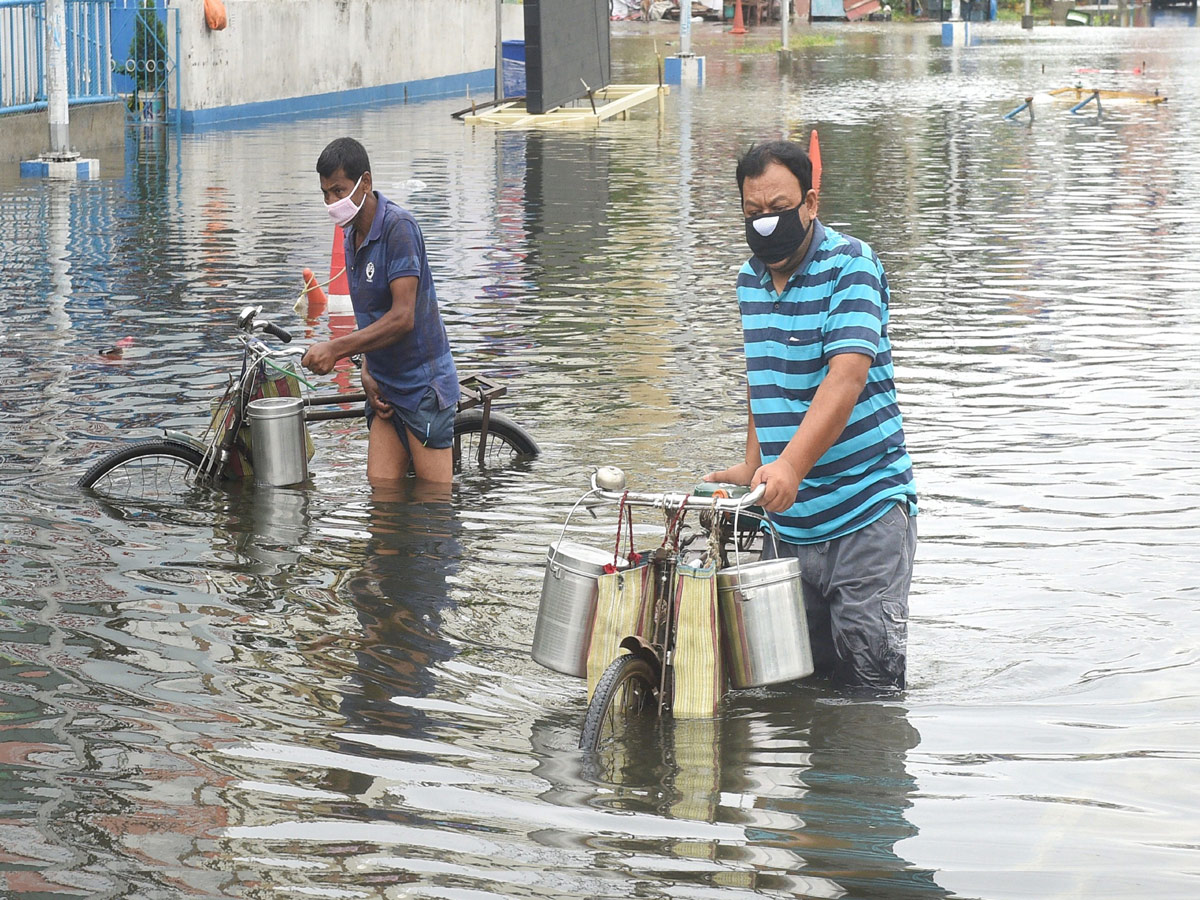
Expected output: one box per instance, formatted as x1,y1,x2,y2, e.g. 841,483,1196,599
237,305,261,331
594,466,626,492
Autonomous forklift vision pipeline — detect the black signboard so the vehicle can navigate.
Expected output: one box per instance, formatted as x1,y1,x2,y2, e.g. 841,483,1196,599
524,0,611,115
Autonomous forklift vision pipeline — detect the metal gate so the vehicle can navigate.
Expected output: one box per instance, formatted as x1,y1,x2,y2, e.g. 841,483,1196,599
109,0,175,123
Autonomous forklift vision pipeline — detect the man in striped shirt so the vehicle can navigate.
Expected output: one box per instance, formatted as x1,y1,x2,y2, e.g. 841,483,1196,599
706,140,918,692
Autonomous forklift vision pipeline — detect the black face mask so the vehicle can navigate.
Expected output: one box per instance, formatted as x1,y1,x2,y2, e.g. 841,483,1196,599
745,204,811,265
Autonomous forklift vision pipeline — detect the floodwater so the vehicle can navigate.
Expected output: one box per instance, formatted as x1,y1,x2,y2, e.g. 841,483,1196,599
2,19,1200,900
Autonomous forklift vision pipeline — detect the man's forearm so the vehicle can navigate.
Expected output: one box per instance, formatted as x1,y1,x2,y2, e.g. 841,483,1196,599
778,362,864,481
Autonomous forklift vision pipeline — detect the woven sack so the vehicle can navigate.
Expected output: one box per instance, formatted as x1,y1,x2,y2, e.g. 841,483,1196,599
670,561,723,718
585,562,654,701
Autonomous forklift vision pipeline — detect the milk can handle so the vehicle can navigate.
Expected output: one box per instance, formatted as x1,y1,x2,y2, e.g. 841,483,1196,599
731,485,782,571
548,488,601,569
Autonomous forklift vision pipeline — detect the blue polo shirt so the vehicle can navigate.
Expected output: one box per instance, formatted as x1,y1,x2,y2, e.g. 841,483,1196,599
738,220,917,544
344,192,458,412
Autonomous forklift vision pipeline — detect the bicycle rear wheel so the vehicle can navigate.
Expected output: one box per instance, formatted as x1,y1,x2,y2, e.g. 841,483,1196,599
453,409,539,473
579,654,660,752
78,439,206,501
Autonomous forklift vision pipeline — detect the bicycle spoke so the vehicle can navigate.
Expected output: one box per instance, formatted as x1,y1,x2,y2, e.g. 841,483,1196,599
91,455,197,501
455,430,522,471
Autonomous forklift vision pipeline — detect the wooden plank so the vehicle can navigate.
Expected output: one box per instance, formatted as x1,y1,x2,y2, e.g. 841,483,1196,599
459,84,666,128
1048,86,1167,103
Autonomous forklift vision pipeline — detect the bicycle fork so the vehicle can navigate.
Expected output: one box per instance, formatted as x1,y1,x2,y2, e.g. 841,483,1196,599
650,550,678,718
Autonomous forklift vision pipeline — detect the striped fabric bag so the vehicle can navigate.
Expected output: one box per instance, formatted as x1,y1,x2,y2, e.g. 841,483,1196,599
585,562,654,701
670,561,724,718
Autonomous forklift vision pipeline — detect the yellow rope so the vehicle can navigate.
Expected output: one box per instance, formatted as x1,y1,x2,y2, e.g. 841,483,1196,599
294,267,348,308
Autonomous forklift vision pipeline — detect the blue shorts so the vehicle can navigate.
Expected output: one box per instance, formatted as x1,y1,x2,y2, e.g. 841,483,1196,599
366,387,455,451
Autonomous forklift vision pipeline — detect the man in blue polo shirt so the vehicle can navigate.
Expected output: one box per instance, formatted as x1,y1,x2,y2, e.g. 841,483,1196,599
706,139,918,692
302,137,459,485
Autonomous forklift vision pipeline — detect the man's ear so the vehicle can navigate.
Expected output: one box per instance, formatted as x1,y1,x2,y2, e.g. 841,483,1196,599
806,187,819,218
362,171,373,193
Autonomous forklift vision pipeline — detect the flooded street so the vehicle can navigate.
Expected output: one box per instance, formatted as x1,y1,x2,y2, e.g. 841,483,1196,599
3,19,1200,898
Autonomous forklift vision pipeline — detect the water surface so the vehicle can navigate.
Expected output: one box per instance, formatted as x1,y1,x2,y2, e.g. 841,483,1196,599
2,21,1199,900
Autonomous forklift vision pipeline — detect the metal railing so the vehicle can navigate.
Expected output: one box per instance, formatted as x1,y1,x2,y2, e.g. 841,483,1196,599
0,0,114,115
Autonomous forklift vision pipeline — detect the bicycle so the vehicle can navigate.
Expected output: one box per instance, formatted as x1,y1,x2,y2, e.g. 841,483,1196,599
78,305,539,500
537,469,811,753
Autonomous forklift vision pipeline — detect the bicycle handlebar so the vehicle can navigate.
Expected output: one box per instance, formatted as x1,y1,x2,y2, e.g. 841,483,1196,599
588,473,766,513
261,321,293,343
236,305,292,344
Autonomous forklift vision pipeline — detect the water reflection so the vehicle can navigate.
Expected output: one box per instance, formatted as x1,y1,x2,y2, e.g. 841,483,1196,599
334,484,462,735
530,689,949,898
523,131,611,281
728,692,946,899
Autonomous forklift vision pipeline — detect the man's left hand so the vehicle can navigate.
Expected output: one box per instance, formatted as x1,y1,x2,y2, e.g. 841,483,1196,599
751,458,801,513
301,341,338,376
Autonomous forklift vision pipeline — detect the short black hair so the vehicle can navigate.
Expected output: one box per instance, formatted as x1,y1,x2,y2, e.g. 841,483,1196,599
736,140,812,197
316,137,371,182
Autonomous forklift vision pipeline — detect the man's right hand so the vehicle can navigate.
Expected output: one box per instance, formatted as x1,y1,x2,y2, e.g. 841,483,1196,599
361,366,392,419
301,341,339,376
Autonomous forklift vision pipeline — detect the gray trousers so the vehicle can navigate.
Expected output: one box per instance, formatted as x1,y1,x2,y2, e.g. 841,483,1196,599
762,501,917,692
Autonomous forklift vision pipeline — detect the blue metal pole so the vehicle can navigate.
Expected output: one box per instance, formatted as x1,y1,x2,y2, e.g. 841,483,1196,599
1003,100,1028,120
1069,90,1100,115
1003,96,1033,121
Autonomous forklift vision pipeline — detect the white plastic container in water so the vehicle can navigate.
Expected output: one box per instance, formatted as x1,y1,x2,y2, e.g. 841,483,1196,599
532,540,624,677
717,557,813,688
247,396,308,486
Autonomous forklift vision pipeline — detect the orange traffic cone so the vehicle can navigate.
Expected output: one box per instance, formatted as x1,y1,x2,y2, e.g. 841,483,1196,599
327,227,352,313
295,267,328,318
808,128,822,196
731,0,747,34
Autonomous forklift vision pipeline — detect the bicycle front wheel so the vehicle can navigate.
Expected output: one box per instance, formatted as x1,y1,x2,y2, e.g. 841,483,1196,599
579,653,660,752
78,439,206,501
453,409,539,473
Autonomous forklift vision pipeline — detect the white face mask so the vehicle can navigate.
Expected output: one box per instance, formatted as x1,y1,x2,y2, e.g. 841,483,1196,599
324,175,365,227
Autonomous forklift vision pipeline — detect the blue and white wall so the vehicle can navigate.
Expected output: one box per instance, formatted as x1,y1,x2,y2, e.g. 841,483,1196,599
171,0,525,128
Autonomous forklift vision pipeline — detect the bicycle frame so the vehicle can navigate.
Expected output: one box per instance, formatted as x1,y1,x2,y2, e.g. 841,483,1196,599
195,307,516,481
79,306,539,499
582,475,772,717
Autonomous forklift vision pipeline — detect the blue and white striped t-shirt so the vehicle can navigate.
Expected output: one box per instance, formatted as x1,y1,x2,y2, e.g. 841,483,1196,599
739,220,916,545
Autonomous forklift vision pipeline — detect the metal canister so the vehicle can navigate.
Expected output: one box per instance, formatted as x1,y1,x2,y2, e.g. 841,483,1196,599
717,557,813,688
532,540,621,677
247,397,309,486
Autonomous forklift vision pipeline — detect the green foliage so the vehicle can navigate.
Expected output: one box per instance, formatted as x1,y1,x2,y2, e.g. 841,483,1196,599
730,33,839,55
996,0,1050,11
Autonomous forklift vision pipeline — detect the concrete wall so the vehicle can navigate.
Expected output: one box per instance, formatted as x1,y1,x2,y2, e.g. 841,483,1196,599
0,102,126,163
172,0,526,127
